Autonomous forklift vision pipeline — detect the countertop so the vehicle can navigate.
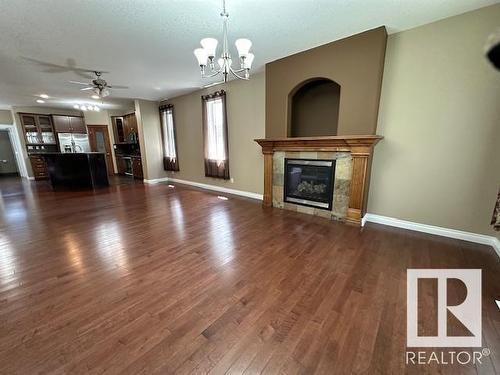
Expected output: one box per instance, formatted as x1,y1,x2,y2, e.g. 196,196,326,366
29,152,105,156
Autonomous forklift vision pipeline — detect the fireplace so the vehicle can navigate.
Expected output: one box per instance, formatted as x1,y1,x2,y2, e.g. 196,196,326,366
284,159,335,210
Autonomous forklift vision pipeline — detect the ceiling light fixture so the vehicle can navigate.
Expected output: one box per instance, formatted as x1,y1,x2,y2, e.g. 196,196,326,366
39,94,49,99
193,0,254,83
73,104,100,112
36,99,45,103
91,94,100,100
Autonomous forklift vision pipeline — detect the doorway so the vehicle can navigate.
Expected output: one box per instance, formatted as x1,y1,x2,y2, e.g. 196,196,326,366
0,130,19,177
87,125,114,176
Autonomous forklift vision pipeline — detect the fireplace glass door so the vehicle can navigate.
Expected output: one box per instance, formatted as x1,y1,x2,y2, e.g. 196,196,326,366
284,159,335,210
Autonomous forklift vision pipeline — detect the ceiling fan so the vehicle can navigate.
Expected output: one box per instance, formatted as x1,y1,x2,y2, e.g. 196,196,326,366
69,71,128,97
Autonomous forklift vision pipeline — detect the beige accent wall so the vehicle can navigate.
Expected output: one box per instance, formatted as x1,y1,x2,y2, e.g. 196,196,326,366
266,27,387,138
149,72,265,194
0,110,13,124
368,4,500,239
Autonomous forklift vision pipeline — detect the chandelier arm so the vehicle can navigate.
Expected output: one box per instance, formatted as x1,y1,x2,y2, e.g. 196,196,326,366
202,68,223,78
231,67,247,73
229,67,249,80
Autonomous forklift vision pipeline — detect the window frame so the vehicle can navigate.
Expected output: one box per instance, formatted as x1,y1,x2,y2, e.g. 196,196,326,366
201,90,230,179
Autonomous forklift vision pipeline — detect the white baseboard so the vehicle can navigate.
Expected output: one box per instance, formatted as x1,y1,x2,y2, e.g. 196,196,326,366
363,213,500,258
145,176,263,201
143,177,169,184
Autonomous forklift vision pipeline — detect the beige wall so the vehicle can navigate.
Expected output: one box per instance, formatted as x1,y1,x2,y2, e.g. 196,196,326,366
368,4,500,238
0,110,13,124
266,27,387,137
150,72,265,194
135,99,163,180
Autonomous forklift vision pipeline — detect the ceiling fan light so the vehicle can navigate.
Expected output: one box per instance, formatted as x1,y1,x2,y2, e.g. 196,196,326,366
200,38,218,57
235,38,252,57
101,89,110,98
243,53,255,69
91,94,100,100
39,94,49,99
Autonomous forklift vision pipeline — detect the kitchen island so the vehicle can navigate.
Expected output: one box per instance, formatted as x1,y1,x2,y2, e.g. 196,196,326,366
39,152,109,189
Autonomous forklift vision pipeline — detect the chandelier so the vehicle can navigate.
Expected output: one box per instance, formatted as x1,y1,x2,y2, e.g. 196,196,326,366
193,0,254,84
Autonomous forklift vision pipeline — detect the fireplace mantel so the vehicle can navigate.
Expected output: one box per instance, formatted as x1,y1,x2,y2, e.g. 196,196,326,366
254,135,383,225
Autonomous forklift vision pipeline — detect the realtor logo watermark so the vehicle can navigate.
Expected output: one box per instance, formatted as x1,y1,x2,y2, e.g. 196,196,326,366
405,269,488,366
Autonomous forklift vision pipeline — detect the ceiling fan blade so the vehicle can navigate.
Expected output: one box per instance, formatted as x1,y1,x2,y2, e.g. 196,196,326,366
69,80,91,86
107,85,129,89
80,87,95,91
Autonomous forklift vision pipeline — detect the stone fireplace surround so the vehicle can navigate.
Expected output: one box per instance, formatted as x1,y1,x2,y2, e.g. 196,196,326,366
255,136,382,226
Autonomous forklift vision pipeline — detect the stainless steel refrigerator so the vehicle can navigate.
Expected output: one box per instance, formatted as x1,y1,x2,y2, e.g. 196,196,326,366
57,133,91,153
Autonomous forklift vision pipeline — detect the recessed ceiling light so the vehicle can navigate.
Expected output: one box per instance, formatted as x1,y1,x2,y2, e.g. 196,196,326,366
39,94,49,99
36,99,45,103
91,95,100,100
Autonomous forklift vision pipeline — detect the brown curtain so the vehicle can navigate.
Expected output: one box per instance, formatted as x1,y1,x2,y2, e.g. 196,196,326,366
159,104,179,171
201,90,230,179
492,188,500,231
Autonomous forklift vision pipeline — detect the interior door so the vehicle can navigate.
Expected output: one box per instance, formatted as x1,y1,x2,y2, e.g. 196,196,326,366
0,130,19,176
87,125,114,176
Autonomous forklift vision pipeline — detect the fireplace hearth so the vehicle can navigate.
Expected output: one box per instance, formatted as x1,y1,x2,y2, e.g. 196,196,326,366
284,159,335,210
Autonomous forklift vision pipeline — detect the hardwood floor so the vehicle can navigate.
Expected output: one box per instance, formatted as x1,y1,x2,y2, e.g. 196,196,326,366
0,177,498,374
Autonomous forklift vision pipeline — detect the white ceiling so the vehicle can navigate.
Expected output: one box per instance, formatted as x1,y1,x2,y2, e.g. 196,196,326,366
0,0,498,110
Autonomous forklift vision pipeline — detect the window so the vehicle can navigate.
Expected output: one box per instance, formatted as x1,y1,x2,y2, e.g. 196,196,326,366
159,104,179,171
202,90,229,179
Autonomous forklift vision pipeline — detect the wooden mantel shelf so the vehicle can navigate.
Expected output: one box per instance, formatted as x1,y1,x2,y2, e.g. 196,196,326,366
255,135,383,152
254,135,383,226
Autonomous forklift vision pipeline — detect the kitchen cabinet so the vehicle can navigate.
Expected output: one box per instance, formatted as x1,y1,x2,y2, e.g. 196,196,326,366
112,117,125,143
52,115,86,133
29,155,48,180
131,156,143,179
70,116,86,133
19,113,56,146
113,113,138,143
116,156,127,175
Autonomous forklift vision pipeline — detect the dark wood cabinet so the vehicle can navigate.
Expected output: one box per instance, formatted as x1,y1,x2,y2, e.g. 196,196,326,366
52,115,86,133
70,116,86,133
131,156,143,179
112,113,138,143
29,155,48,180
52,115,71,133
19,113,56,145
112,117,125,143
116,156,127,175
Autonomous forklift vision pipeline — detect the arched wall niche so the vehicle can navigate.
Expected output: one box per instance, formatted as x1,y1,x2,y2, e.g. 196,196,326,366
287,78,341,137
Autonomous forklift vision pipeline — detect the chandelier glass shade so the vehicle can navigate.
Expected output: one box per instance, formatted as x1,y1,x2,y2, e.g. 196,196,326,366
193,0,254,84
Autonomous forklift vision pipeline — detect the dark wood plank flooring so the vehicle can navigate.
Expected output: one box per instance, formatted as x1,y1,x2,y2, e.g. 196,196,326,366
0,177,498,374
